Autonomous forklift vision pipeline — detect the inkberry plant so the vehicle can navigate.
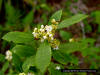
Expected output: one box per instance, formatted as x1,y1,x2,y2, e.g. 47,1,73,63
2,10,97,75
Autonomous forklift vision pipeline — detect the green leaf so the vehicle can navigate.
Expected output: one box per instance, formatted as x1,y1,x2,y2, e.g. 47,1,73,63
2,32,34,44
93,11,100,32
5,3,21,25
0,54,5,62
94,11,100,25
53,51,78,65
12,45,35,57
60,30,72,40
1,61,9,72
58,14,88,29
48,10,62,24
36,42,51,73
59,42,87,54
23,10,34,25
22,56,35,72
82,47,100,57
80,38,96,46
53,51,72,65
12,53,22,72
70,55,79,65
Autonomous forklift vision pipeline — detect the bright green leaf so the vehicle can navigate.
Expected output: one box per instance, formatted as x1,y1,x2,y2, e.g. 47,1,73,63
12,45,35,57
2,32,34,44
58,14,88,29
36,42,51,73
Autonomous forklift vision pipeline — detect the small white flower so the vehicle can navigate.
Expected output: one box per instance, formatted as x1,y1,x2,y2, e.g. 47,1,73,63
32,32,35,35
43,36,47,39
33,33,38,37
40,29,44,32
34,28,37,32
41,25,44,28
45,25,52,32
32,32,38,37
55,66,61,70
34,28,37,31
6,50,12,55
5,50,12,61
49,34,52,37
53,46,59,50
40,29,42,31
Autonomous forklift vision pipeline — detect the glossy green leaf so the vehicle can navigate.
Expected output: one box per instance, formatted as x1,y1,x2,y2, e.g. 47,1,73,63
36,42,51,73
2,32,34,44
58,14,88,29
12,45,35,57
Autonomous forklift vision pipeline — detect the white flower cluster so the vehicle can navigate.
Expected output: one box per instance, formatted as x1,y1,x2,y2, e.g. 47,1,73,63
5,50,12,61
32,19,60,50
32,25,54,42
